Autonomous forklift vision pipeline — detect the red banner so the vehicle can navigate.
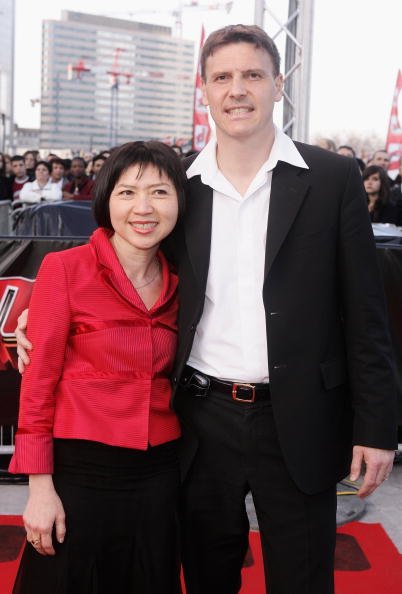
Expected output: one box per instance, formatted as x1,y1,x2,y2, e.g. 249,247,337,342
192,25,211,152
386,70,402,179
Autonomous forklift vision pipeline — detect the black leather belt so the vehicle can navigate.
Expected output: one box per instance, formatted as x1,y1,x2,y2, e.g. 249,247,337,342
182,365,270,403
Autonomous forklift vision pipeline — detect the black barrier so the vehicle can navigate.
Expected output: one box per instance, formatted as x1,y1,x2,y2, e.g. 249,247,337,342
375,237,402,429
12,201,97,237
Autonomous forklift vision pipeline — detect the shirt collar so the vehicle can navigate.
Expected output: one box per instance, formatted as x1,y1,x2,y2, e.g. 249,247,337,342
186,125,309,184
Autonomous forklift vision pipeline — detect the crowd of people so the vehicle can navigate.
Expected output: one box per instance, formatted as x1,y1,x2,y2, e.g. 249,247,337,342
1,143,402,227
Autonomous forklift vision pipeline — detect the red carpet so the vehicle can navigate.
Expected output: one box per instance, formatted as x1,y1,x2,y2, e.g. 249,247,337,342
1,517,402,594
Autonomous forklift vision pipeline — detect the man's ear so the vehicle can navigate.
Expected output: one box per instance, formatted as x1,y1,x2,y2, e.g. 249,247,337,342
274,73,284,102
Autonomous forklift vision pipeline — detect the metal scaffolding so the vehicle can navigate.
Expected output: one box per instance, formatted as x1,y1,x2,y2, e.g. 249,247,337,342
254,0,314,142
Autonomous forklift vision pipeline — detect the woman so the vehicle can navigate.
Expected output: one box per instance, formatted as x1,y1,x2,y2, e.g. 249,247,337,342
0,152,12,200
9,141,187,594
19,160,62,203
363,164,402,225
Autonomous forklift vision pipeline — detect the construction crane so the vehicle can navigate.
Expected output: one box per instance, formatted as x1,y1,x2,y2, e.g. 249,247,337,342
103,1,233,37
106,49,133,147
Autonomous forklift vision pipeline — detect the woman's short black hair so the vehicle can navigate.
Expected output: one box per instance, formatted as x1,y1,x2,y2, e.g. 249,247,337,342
35,160,52,175
93,141,187,230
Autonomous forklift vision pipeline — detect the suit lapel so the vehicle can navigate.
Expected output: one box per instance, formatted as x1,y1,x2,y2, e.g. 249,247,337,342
184,175,213,290
265,162,311,278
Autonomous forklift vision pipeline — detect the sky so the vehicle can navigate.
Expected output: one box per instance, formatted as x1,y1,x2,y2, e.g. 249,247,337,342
14,0,402,144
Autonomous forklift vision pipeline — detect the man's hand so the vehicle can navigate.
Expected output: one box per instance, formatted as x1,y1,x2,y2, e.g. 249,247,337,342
350,445,395,498
15,308,32,373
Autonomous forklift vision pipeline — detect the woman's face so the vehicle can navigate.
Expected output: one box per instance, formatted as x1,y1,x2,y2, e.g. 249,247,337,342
4,156,11,175
35,164,50,185
109,163,179,257
364,173,381,196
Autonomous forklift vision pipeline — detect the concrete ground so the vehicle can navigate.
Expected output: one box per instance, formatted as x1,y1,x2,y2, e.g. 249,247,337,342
1,456,402,554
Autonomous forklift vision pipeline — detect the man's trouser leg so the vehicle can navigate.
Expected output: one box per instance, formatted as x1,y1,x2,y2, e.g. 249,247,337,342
178,386,337,594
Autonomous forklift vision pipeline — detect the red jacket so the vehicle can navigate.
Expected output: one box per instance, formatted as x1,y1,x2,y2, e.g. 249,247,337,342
64,176,94,200
9,228,180,474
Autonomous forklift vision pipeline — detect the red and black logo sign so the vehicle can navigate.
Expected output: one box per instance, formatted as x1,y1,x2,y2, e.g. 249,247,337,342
0,277,34,370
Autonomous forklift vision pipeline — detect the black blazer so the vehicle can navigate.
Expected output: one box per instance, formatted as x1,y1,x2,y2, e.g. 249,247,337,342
166,143,398,494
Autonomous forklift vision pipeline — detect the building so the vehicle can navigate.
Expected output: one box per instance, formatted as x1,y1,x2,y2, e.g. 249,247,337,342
0,0,15,152
40,11,195,152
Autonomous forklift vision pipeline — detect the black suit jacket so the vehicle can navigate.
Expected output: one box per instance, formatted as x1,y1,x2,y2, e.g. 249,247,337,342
165,142,398,494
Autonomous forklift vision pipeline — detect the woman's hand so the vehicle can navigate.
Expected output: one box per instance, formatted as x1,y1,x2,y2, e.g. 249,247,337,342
15,308,32,373
24,475,66,556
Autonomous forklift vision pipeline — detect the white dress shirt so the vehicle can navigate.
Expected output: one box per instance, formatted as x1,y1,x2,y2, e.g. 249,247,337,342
186,127,308,383
19,180,62,203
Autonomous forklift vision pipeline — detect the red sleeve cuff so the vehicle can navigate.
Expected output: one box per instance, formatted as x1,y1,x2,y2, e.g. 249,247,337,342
8,433,54,474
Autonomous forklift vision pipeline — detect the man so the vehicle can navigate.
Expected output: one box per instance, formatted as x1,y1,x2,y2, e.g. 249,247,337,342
16,25,397,594
10,155,32,202
168,25,396,594
337,144,355,158
370,149,391,171
90,154,107,180
62,157,94,200
50,158,67,190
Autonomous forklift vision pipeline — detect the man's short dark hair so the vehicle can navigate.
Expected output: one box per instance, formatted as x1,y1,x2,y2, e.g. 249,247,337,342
71,156,86,167
35,160,51,175
93,141,187,231
11,155,24,163
50,158,65,170
201,24,281,80
338,145,356,158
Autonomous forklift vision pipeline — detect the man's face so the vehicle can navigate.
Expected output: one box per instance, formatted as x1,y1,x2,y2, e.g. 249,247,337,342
71,159,86,178
372,151,390,171
11,160,26,179
51,163,65,182
202,42,283,142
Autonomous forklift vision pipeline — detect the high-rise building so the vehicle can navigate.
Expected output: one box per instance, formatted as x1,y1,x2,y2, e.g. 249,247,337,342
0,0,15,152
40,11,195,152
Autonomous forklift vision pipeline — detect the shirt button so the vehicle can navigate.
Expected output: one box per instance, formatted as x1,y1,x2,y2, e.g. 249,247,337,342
273,364,287,370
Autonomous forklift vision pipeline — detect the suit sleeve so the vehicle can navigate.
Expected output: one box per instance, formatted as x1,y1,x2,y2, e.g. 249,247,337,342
9,252,71,474
338,159,398,450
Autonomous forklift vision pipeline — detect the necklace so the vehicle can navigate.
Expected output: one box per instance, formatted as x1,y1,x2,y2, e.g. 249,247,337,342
133,258,160,290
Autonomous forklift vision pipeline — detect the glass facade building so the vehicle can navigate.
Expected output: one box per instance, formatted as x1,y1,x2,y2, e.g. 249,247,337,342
40,11,195,152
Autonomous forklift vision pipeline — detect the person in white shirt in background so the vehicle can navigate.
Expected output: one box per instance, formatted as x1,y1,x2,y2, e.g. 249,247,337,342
20,161,62,204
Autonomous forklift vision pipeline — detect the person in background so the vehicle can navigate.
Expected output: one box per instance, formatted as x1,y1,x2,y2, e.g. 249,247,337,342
9,141,186,594
0,152,12,200
370,149,391,171
23,151,38,178
363,164,402,225
314,137,337,151
62,157,94,200
337,145,355,158
50,158,67,190
19,161,62,204
10,156,32,202
336,145,365,173
90,154,107,180
3,154,12,177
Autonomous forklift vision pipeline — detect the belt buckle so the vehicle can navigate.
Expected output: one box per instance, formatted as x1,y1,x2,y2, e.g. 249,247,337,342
232,383,256,403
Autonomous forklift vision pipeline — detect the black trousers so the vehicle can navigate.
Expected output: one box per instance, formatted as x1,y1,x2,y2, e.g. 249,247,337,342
176,385,337,594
